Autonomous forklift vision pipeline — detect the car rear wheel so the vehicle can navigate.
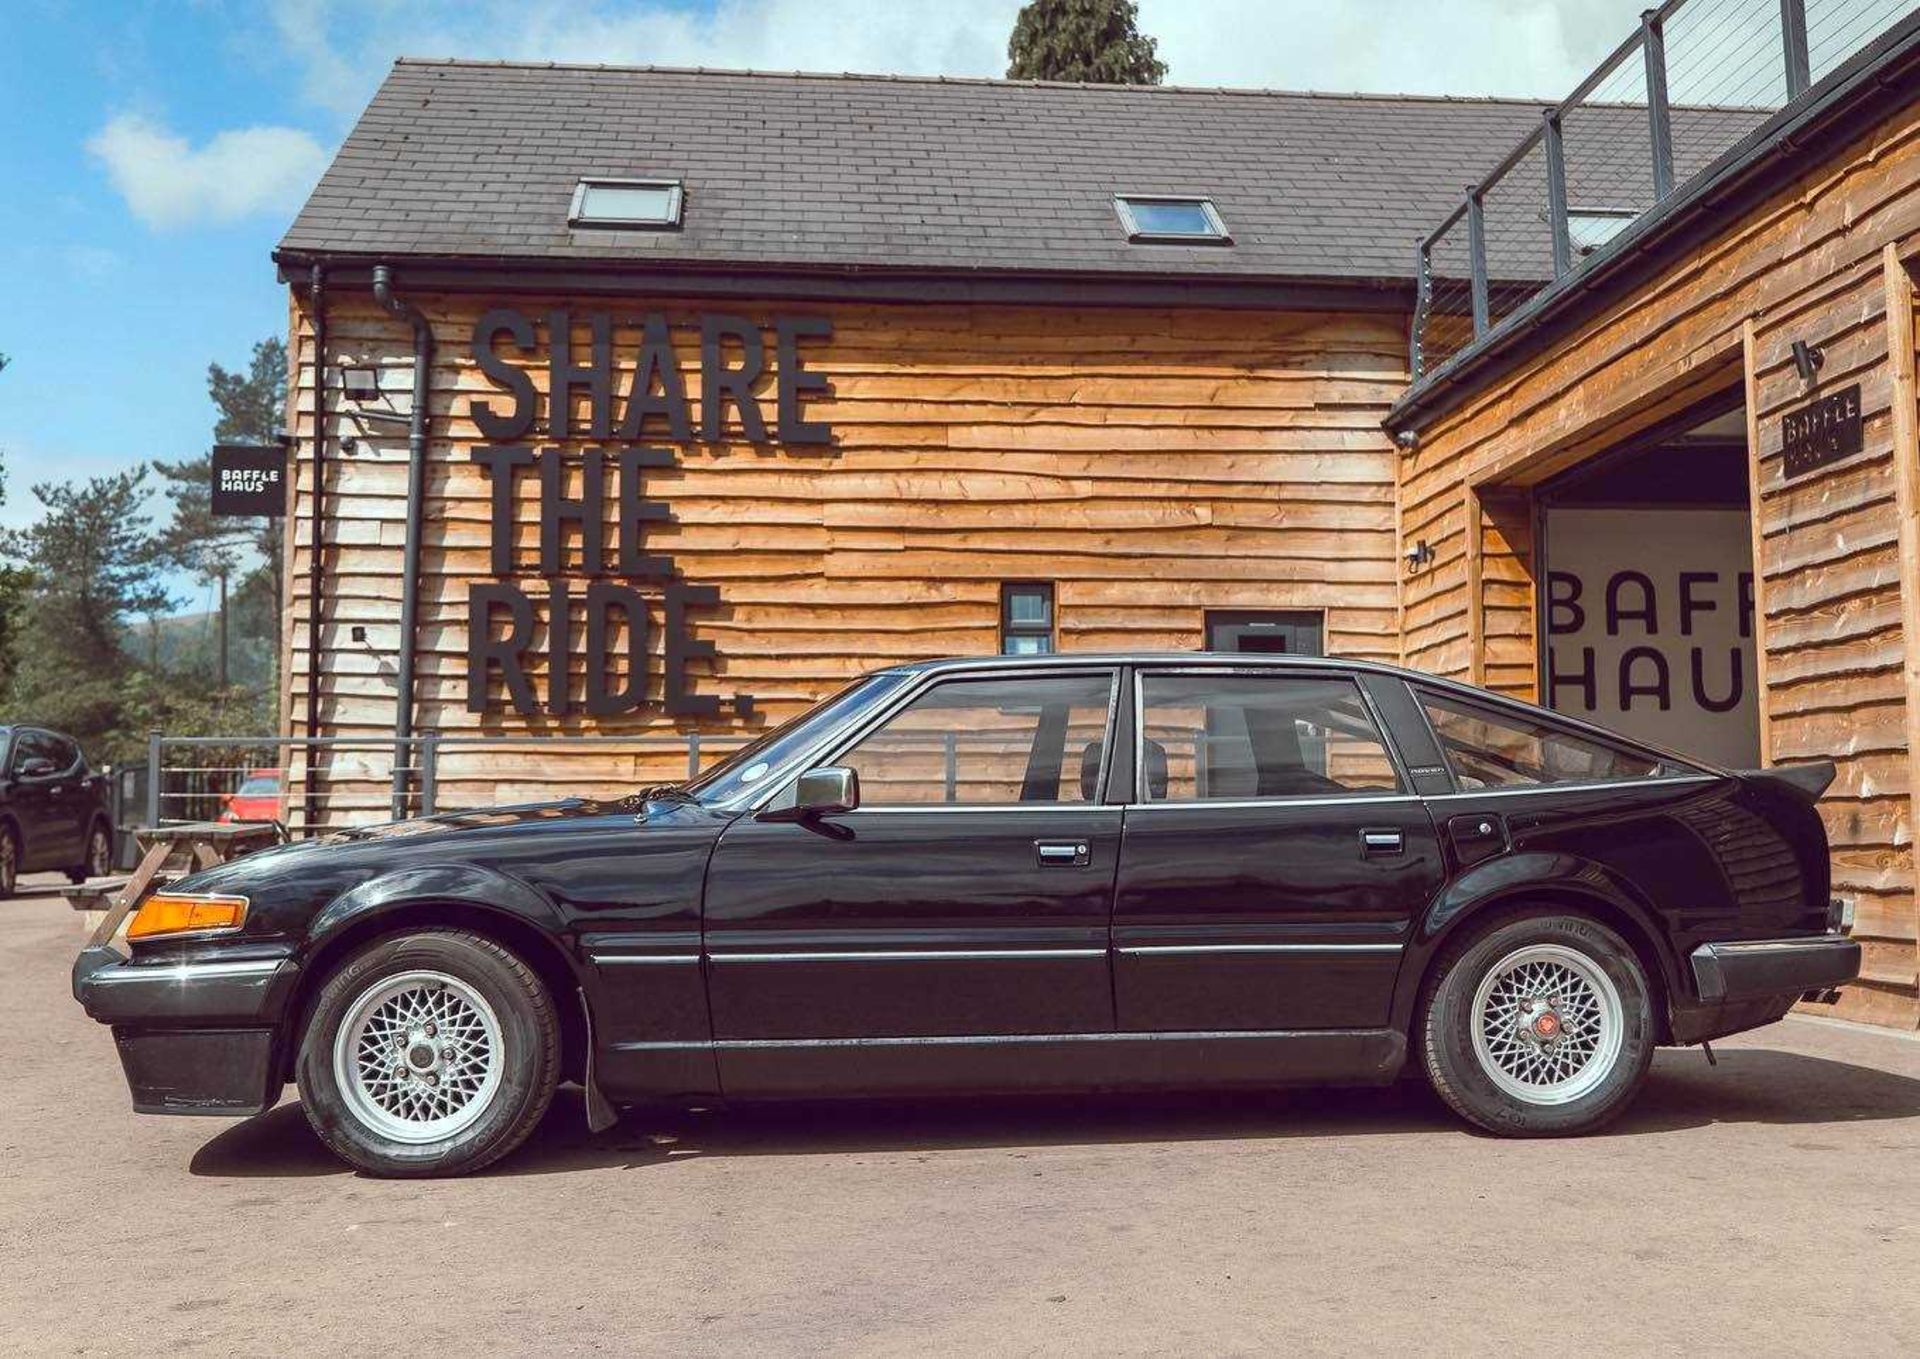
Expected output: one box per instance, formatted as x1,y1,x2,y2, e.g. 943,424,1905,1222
296,929,560,1177
1422,913,1654,1137
0,825,16,897
68,821,111,884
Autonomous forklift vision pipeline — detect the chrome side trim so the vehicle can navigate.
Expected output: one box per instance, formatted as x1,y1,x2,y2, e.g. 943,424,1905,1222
711,948,1105,964
845,804,1121,816
1422,774,1716,801
588,953,702,966
1122,794,1422,812
100,957,285,983
1117,942,1403,956
613,1026,1392,1052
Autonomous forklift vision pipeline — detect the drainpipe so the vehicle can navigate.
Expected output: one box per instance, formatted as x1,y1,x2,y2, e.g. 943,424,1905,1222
303,262,328,833
373,264,432,820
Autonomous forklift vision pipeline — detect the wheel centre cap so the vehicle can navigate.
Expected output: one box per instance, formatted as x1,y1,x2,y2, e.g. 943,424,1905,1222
1531,1010,1562,1040
406,1041,438,1072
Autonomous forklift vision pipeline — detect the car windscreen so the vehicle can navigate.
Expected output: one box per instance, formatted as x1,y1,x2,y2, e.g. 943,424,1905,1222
685,672,912,808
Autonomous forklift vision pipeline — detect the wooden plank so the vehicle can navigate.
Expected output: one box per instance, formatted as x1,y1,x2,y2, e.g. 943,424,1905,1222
1880,242,1920,984
1465,487,1485,687
1743,318,1777,766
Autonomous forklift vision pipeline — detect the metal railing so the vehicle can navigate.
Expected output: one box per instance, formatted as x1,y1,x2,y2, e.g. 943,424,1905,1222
142,732,749,834
1410,0,1920,380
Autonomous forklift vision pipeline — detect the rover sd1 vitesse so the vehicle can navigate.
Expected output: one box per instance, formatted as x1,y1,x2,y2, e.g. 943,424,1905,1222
74,655,1858,1176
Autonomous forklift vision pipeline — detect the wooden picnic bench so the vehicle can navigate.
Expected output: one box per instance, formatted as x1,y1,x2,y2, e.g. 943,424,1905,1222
68,821,285,935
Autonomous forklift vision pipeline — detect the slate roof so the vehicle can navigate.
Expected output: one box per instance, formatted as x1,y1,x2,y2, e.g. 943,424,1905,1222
277,60,1754,286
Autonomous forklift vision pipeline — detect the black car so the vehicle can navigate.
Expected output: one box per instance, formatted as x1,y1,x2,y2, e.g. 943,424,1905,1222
74,655,1859,1176
1,724,114,895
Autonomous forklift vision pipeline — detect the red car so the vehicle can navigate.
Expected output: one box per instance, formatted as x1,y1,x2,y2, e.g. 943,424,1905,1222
219,768,284,824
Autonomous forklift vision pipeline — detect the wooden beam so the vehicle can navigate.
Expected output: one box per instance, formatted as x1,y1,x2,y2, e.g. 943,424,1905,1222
1879,243,1920,980
1465,486,1486,687
1740,318,1777,766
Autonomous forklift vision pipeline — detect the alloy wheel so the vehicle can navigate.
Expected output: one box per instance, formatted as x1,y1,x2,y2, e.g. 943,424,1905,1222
1469,943,1625,1105
332,970,506,1144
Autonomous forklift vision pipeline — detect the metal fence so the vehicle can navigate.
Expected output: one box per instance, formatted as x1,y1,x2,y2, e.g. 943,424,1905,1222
143,732,751,835
1411,0,1920,380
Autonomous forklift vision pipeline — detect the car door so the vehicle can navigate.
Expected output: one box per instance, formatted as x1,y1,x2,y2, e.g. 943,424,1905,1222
702,665,1123,1090
1113,666,1447,1031
7,730,65,871
40,734,89,866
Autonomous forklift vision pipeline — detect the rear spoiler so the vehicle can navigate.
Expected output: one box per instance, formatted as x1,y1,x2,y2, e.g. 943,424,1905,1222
1738,760,1837,801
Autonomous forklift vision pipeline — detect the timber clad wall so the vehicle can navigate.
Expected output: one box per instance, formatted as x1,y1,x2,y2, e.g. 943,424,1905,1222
281,303,1409,818
1397,98,1920,1023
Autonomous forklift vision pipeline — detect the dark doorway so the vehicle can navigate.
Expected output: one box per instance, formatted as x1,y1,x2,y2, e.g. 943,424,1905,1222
1204,611,1324,656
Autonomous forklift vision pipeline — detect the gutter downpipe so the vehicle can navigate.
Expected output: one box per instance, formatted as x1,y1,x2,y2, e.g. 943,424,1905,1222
303,262,328,832
372,264,432,821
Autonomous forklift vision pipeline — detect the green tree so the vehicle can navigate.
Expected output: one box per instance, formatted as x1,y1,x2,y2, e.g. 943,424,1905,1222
1,469,173,760
153,337,287,689
1007,0,1166,83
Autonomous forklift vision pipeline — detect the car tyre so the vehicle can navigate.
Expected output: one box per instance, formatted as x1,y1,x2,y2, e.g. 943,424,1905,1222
68,819,112,885
1422,912,1654,1137
0,823,16,898
296,929,560,1177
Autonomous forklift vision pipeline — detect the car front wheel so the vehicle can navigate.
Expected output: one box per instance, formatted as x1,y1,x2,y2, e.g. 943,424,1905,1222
1422,912,1654,1137
296,929,560,1177
69,821,111,884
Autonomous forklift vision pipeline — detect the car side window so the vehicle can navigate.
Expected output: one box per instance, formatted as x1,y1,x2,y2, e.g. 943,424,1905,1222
48,736,80,773
1138,673,1403,801
1418,691,1664,789
11,731,55,775
835,672,1115,806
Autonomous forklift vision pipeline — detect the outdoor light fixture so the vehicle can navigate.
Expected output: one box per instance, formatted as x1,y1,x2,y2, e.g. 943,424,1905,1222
1791,339,1825,385
1405,539,1436,572
341,364,382,401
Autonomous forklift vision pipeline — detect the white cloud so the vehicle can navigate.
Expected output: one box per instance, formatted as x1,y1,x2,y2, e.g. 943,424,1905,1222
86,113,330,229
262,0,1657,121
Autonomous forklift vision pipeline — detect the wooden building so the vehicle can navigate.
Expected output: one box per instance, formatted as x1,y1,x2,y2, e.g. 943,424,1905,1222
275,13,1920,1026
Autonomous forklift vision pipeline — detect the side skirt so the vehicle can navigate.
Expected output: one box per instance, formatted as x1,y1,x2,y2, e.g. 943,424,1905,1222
606,1028,1407,1100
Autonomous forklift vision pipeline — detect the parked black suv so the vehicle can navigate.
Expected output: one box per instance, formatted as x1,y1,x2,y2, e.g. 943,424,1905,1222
0,725,114,895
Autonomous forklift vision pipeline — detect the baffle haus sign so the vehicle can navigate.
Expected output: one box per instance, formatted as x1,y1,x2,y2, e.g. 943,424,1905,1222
463,307,832,718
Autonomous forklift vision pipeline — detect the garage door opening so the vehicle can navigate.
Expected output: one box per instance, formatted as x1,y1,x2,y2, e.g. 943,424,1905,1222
1537,399,1760,769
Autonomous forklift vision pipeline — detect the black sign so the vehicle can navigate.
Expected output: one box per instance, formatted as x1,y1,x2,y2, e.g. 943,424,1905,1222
1781,383,1863,480
462,307,835,720
210,445,287,517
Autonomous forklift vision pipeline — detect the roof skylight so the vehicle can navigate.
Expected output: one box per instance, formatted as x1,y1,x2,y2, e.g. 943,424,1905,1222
1113,195,1231,244
570,178,684,229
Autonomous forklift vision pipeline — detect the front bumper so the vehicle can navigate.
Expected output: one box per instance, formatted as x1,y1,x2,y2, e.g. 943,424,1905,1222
72,945,300,1116
1690,933,1861,1004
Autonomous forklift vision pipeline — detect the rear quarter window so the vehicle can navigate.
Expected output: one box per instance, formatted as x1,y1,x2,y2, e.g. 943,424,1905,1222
1419,691,1671,789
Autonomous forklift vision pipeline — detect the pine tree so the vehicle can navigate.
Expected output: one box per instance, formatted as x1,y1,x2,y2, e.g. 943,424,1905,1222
1007,0,1167,84
1,469,173,758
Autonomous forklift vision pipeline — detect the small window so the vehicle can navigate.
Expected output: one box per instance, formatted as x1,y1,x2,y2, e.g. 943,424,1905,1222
1419,691,1666,789
1001,583,1056,655
837,673,1115,806
1114,195,1231,244
1566,208,1636,257
1139,674,1403,802
569,178,684,229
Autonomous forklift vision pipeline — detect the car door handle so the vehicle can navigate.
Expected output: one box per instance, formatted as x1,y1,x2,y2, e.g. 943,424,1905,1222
1359,828,1404,856
1035,840,1091,867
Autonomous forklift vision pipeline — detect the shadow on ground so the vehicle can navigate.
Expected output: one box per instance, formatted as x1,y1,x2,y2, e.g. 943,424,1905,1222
190,1045,1920,1180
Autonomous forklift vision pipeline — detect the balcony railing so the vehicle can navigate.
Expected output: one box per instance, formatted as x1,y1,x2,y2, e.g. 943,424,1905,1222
1409,0,1920,382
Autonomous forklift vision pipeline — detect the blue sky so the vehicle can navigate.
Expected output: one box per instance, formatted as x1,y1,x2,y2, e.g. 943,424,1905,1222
0,0,1645,611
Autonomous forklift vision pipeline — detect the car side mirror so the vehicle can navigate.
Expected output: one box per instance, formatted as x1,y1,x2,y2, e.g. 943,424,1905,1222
18,757,55,779
761,766,860,822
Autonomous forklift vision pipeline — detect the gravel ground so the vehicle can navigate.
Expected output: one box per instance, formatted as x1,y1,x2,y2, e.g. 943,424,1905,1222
3,888,1917,1357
